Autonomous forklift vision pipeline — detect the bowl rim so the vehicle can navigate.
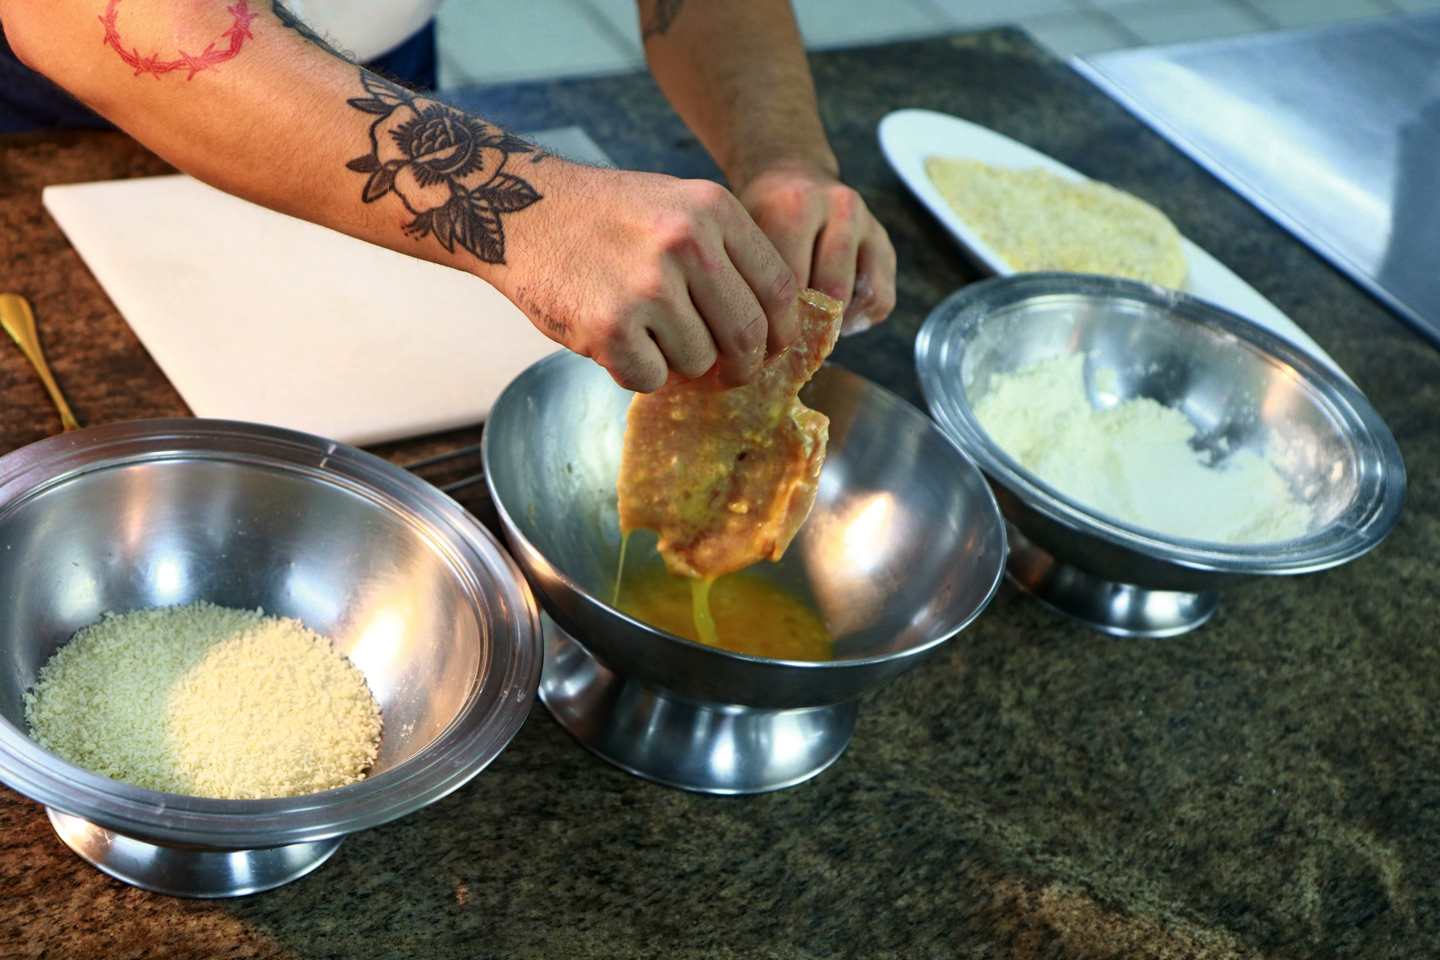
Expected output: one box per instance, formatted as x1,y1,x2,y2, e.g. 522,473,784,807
915,272,1407,576
0,418,541,850
483,352,1007,671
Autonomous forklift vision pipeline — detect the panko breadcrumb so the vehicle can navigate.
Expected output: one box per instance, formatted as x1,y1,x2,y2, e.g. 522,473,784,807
24,602,381,800
925,156,1188,288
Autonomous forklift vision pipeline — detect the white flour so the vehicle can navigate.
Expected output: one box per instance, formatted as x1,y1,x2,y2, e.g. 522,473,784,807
974,355,1310,544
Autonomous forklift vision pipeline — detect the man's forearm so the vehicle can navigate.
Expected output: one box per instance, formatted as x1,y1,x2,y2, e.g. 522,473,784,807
638,0,837,190
1,0,543,278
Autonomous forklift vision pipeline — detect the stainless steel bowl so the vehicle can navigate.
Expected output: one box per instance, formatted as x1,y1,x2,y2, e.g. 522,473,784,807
484,350,1006,794
917,273,1406,637
0,420,541,897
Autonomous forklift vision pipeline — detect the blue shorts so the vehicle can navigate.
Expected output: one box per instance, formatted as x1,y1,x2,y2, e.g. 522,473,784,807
0,20,438,135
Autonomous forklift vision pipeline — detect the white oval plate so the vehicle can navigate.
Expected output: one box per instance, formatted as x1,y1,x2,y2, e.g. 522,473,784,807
878,108,1345,378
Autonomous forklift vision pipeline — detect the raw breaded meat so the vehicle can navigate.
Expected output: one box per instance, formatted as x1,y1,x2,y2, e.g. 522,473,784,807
617,289,844,579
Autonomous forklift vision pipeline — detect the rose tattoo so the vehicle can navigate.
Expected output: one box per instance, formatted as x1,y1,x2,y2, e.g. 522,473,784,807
345,72,542,264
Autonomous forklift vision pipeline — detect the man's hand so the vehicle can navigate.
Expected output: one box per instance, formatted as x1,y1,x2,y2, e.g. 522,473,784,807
333,70,798,394
638,0,897,337
497,163,799,394
736,161,897,335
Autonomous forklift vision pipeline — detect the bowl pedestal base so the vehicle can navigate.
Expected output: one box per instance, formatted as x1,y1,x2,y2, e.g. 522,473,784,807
539,616,856,794
47,809,343,898
1006,524,1220,637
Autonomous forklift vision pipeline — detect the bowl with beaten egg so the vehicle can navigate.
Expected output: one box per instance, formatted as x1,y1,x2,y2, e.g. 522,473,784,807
916,273,1405,637
483,343,1007,795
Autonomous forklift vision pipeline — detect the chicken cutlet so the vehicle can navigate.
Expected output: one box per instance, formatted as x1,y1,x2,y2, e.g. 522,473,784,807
617,289,844,580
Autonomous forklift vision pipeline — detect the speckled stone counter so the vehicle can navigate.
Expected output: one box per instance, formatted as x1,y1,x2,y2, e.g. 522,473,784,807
3,30,1439,960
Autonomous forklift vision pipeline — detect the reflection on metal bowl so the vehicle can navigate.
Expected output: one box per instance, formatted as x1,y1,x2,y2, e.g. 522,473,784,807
484,351,1006,794
917,273,1406,637
0,420,541,897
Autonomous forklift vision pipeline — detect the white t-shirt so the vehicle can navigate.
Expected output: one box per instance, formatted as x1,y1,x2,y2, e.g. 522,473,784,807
285,0,442,61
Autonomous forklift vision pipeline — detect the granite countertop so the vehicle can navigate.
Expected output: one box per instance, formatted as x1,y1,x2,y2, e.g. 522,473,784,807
3,29,1439,960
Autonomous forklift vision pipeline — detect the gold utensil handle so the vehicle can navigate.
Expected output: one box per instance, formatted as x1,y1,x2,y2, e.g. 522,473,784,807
0,293,81,433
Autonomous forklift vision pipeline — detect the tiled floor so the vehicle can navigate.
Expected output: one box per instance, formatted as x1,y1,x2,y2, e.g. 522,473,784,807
436,0,1440,89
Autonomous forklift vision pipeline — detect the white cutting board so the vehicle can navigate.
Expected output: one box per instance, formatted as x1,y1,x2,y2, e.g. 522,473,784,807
43,174,558,446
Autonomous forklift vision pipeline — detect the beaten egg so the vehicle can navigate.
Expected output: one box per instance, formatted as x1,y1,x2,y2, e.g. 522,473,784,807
614,562,833,662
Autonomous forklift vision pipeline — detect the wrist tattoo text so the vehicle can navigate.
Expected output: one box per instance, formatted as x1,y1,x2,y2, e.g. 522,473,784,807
346,72,543,265
642,0,687,39
516,286,570,338
100,0,258,79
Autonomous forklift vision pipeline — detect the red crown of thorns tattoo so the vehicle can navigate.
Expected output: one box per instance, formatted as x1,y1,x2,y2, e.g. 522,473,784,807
100,0,259,80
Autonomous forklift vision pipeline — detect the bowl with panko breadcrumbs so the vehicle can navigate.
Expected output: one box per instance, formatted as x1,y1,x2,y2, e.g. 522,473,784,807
0,419,540,897
916,273,1405,638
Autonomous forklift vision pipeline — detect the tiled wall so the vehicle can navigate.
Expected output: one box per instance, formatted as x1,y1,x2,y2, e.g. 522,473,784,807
437,0,1440,89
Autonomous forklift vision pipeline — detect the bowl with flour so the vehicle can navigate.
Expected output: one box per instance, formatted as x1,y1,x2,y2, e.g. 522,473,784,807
916,273,1405,637
0,420,541,896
